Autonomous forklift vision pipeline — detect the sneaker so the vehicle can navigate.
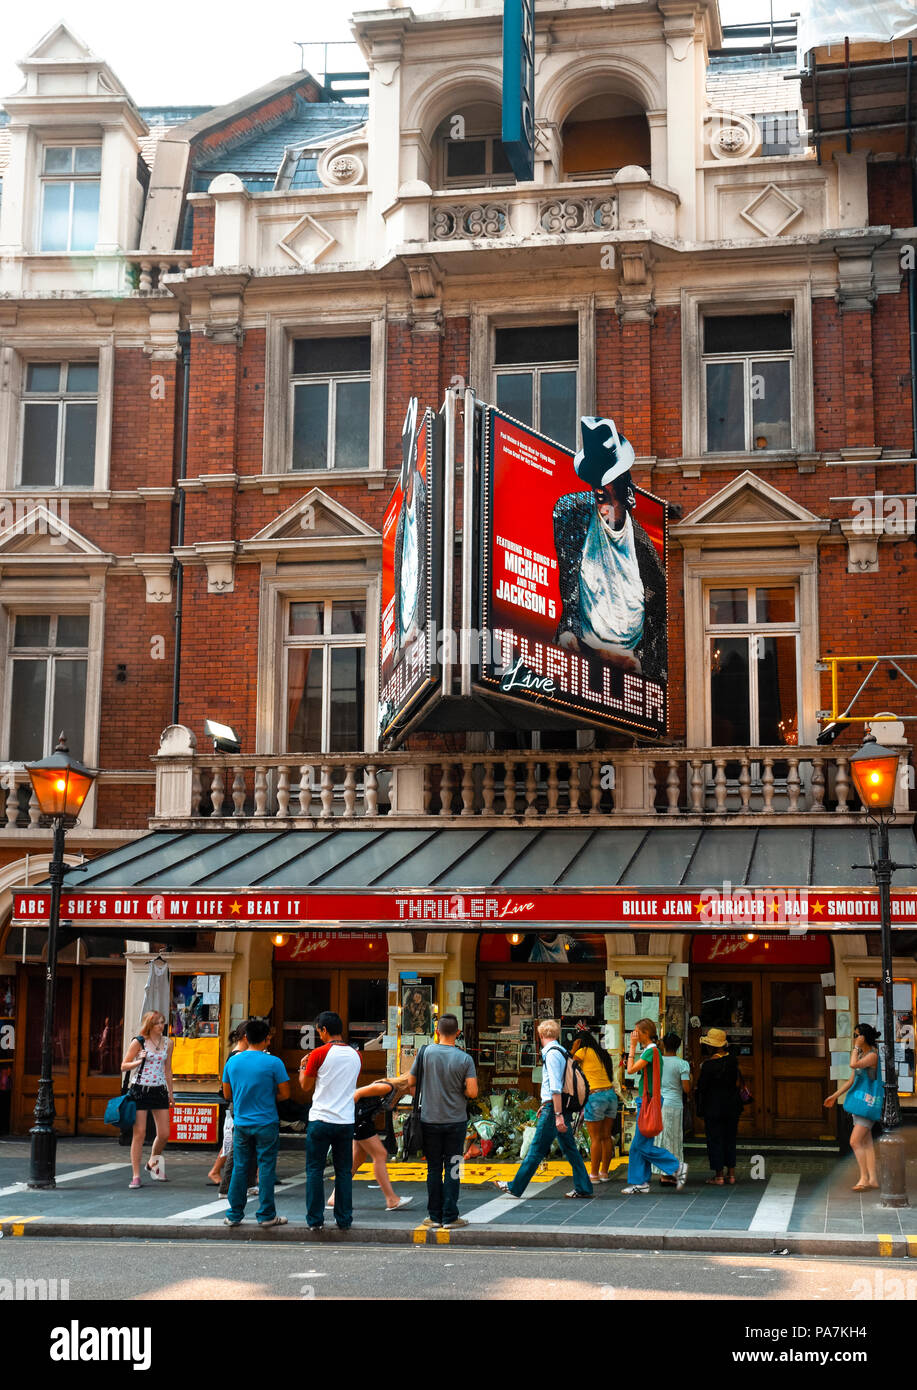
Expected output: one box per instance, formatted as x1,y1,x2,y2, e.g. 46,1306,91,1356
259,1215,288,1228
129,1177,142,1190
564,1190,594,1199
420,1216,441,1229
675,1162,689,1192
620,1183,650,1195
492,1181,521,1197
223,1217,242,1226
443,1217,468,1228
247,1186,259,1197
307,1224,324,1232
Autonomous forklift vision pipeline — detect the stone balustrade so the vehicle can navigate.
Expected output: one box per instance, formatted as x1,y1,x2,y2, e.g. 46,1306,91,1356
150,736,912,827
125,251,194,292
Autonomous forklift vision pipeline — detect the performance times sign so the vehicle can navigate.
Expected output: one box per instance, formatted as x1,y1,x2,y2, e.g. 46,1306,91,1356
478,409,669,737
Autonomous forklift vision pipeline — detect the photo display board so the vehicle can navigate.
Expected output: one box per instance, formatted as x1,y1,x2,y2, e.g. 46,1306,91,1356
478,408,668,737
379,401,442,744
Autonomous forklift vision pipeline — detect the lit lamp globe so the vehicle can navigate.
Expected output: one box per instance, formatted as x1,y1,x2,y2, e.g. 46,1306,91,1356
25,734,97,820
849,734,898,814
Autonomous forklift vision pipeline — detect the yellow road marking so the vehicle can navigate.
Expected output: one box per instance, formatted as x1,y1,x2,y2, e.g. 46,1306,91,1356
906,1235,917,1257
878,1235,896,1257
0,1216,41,1236
354,1158,627,1184
412,1225,427,1244
434,1227,451,1244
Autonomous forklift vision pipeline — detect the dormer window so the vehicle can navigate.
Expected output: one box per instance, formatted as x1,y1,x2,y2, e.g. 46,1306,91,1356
39,145,101,252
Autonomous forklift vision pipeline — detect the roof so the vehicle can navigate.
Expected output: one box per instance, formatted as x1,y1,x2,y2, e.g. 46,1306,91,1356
52,824,917,893
706,59,804,117
191,98,368,191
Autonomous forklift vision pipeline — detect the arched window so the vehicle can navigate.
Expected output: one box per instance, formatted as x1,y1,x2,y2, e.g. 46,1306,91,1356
435,103,515,190
561,93,650,179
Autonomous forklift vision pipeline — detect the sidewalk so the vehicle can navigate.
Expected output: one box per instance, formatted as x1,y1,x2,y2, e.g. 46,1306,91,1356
2,1137,917,1257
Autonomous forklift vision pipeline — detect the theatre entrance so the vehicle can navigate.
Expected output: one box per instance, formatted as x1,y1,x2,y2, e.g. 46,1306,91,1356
690,934,833,1142
476,932,607,1099
273,931,388,1103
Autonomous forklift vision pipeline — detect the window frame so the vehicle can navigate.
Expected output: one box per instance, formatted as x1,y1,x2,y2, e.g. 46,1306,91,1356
288,344,372,474
442,133,515,190
488,317,585,450
0,340,114,492
0,592,105,826
257,568,381,756
8,612,91,764
701,323,795,455
282,595,368,754
18,361,100,489
703,582,801,747
680,285,814,461
38,143,102,254
262,315,386,479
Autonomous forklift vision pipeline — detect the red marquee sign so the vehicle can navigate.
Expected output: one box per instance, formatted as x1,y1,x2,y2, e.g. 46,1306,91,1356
13,886,917,930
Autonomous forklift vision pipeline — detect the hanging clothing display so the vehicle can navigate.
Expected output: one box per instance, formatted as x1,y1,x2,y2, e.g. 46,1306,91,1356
140,958,170,1024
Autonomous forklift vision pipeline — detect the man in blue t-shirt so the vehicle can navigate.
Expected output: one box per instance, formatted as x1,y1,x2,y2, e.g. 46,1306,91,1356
222,1018,290,1227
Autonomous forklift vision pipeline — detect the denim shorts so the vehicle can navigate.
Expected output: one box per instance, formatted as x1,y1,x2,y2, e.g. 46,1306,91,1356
584,1087,618,1122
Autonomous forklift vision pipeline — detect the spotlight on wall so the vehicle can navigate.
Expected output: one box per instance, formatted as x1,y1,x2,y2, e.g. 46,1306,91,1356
271,933,289,948
816,721,843,746
505,932,523,946
204,719,241,754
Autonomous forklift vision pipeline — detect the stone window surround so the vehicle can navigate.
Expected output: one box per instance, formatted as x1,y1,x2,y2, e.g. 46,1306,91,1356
680,283,815,461
703,579,801,746
0,337,114,493
470,297,596,430
0,579,106,826
256,565,382,756
262,311,387,480
680,543,821,748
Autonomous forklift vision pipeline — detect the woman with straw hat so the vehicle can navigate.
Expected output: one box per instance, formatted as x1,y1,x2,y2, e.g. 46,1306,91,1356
695,1027,741,1186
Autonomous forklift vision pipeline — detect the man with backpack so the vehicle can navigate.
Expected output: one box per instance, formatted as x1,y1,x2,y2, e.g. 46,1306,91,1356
494,1019,594,1201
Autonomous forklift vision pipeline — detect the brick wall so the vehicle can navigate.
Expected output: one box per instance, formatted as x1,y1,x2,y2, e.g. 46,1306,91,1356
867,161,914,228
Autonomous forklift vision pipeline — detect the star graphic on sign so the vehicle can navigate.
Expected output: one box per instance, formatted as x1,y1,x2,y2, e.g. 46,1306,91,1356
812,900,824,915
770,900,781,915
694,899,706,914
230,901,242,915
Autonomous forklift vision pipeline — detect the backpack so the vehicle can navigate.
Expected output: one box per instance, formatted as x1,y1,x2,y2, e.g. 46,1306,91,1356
545,1044,591,1114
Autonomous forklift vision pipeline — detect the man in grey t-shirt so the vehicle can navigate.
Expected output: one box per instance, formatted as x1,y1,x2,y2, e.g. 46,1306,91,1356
410,1014,477,1230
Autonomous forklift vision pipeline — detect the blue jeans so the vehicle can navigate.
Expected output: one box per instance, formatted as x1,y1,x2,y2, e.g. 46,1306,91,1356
628,1099,679,1184
509,1104,592,1197
306,1119,354,1229
225,1122,279,1224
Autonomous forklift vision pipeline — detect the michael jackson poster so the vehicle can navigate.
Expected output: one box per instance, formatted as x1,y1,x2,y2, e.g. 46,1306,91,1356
478,409,668,737
379,398,441,743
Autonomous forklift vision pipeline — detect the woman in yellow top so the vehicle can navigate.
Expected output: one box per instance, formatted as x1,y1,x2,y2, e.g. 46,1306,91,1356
571,1028,623,1183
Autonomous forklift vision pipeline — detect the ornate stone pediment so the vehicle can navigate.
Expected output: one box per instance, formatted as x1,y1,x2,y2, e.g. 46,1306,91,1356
243,488,381,560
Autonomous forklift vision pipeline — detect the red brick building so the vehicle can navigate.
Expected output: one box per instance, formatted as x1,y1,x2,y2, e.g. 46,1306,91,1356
1,7,915,1144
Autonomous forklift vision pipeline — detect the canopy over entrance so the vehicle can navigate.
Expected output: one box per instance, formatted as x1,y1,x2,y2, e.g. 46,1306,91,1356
12,825,917,933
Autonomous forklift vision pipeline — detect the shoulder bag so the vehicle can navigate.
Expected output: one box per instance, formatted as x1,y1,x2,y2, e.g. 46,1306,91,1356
637,1045,663,1137
400,1046,427,1159
104,1036,146,1129
843,1060,884,1122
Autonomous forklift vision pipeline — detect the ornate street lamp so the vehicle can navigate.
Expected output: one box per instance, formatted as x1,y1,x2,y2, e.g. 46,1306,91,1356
849,732,911,1208
24,734,96,1188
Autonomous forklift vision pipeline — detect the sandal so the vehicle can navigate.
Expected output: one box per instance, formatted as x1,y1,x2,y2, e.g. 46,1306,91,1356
705,1176,725,1186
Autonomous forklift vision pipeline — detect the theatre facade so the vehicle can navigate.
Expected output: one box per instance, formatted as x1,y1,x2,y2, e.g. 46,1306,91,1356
2,3,917,1143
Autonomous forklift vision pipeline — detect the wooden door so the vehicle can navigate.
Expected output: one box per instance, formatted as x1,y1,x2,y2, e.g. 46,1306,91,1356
477,965,605,1100
764,973,830,1141
274,966,387,1104
691,969,829,1140
12,966,80,1135
77,969,125,1136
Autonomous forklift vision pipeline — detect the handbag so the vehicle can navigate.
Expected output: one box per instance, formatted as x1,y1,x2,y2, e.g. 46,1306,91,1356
400,1046,427,1158
104,1036,146,1128
637,1045,663,1137
843,1061,884,1122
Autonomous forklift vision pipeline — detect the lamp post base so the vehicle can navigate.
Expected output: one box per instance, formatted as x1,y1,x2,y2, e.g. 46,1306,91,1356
27,1124,58,1190
876,1128,909,1208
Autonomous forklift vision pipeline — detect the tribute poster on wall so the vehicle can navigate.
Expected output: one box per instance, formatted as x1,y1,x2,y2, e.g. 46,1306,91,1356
379,399,442,744
478,409,668,737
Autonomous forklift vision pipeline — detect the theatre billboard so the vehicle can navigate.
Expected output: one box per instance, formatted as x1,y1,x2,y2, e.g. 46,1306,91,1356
378,399,442,744
477,409,669,738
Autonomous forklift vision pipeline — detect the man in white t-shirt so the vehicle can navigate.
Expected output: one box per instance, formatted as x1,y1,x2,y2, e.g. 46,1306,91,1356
300,1011,362,1231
